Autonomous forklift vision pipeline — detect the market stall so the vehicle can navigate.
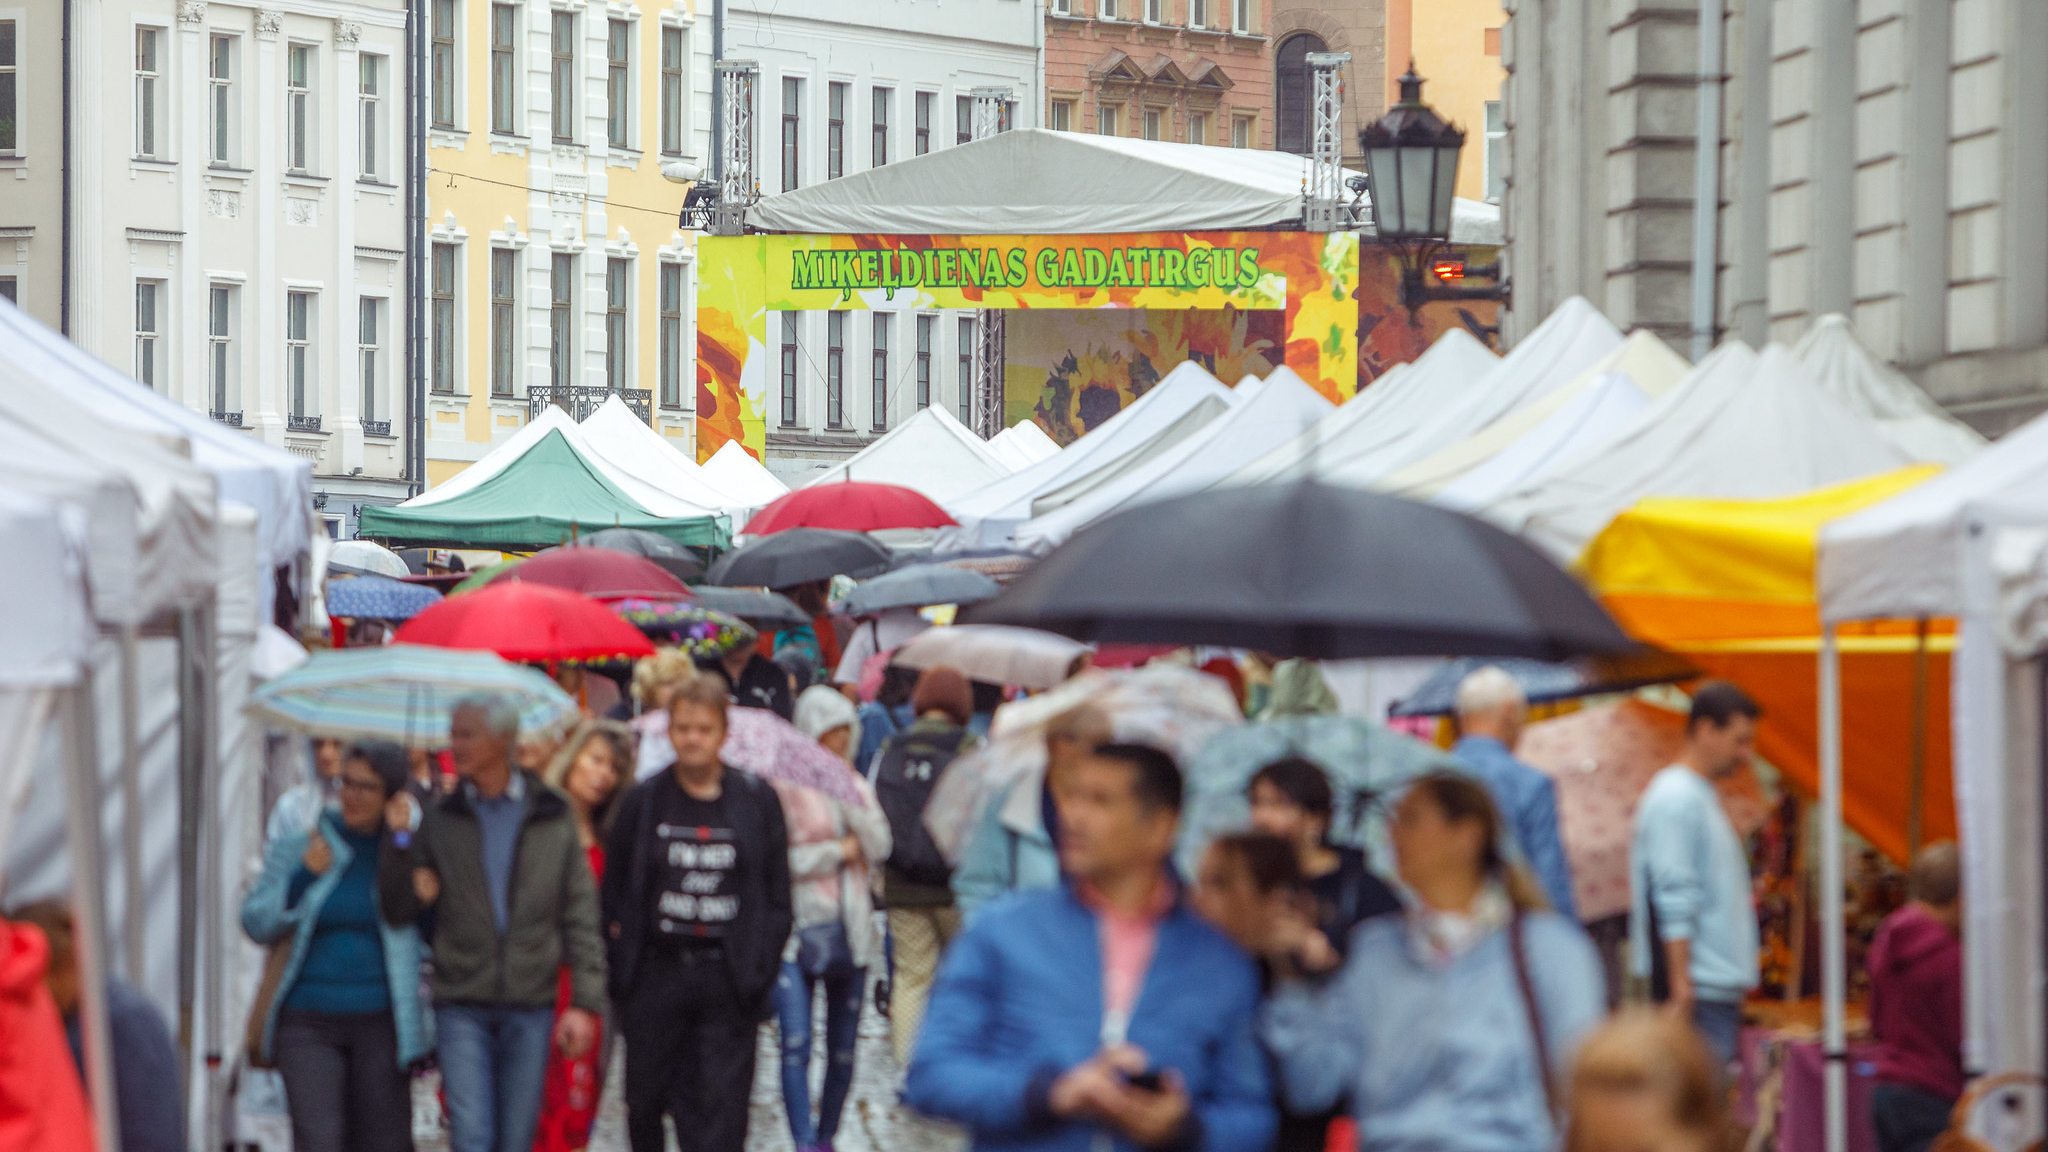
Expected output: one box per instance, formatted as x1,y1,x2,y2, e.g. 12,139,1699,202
798,405,1013,498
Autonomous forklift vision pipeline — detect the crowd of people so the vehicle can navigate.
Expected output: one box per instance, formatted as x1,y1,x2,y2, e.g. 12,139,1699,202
0,642,1973,1152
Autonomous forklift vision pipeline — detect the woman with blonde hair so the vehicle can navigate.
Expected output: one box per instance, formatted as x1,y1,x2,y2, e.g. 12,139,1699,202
1564,1010,1726,1152
629,648,699,780
1263,771,1606,1152
531,720,634,1152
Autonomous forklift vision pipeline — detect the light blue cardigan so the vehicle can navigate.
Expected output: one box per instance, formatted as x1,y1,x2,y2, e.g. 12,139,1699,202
1263,911,1605,1152
240,815,434,1067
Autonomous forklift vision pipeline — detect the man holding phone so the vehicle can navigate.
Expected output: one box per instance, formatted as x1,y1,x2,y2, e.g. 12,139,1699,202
906,742,1275,1152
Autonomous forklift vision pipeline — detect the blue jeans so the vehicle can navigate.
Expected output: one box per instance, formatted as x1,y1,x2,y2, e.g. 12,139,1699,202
773,960,866,1148
436,1004,556,1152
1692,998,1744,1072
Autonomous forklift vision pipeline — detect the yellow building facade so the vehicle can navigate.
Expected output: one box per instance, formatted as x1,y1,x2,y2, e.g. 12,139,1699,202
422,0,712,487
1387,0,1506,204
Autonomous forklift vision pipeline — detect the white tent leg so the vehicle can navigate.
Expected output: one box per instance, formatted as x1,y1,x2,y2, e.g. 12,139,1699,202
119,622,145,983
62,681,122,1152
1820,625,1847,1152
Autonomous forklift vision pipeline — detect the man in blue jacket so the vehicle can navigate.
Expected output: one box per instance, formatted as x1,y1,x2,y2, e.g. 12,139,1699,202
1449,666,1578,920
906,742,1275,1152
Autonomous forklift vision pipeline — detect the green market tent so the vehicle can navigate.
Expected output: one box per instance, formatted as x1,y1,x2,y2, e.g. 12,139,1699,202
359,429,730,551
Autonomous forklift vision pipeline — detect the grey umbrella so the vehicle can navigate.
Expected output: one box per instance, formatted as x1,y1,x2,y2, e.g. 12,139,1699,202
567,527,706,580
688,586,813,628
705,528,893,588
843,566,1002,616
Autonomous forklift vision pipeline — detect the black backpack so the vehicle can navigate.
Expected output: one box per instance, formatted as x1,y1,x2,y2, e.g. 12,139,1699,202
872,725,974,887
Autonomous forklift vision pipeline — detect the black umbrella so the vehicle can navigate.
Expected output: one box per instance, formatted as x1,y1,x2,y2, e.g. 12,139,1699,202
688,586,813,628
706,528,893,588
1386,653,1700,718
844,565,1002,616
964,481,1643,661
567,527,706,580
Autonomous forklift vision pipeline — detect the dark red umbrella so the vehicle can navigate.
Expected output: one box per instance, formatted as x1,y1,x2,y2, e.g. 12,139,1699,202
744,481,957,535
394,581,656,663
491,546,692,602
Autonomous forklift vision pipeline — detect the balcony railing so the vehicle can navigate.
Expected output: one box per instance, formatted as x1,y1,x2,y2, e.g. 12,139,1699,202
361,419,393,437
210,410,243,428
287,414,324,434
527,385,652,424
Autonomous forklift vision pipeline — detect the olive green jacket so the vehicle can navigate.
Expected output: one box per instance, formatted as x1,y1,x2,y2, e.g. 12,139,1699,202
378,771,605,1014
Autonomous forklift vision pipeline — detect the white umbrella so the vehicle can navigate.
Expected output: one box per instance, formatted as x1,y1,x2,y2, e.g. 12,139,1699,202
892,625,1092,690
328,539,412,578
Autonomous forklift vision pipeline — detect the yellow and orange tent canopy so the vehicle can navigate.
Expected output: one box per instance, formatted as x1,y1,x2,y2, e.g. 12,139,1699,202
1578,465,1951,863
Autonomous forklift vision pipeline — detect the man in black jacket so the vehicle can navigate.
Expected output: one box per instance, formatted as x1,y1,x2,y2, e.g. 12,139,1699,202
602,670,793,1152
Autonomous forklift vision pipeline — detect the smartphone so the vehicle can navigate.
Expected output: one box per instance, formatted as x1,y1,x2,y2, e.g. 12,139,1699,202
1124,1070,1166,1093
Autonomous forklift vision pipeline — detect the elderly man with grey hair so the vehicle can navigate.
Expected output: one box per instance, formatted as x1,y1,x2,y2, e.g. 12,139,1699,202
1448,666,1578,919
379,693,606,1152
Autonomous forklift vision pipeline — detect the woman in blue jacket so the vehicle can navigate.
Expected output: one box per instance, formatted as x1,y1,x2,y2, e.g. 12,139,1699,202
1263,772,1605,1152
241,741,432,1152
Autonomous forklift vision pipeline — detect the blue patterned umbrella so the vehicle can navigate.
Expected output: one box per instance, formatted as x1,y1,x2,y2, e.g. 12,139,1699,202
246,644,579,747
326,575,443,620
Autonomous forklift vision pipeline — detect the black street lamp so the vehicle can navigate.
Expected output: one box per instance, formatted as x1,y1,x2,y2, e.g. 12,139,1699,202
1361,66,1508,325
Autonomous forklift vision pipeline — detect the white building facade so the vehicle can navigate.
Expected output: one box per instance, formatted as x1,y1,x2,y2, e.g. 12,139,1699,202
725,0,1039,485
1501,0,2048,433
2,0,415,534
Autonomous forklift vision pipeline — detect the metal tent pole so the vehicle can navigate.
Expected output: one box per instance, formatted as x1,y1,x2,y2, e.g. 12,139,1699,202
62,681,122,1152
118,623,144,983
1820,624,1847,1152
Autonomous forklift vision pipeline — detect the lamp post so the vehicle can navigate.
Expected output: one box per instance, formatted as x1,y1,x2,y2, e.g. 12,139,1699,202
1360,67,1508,326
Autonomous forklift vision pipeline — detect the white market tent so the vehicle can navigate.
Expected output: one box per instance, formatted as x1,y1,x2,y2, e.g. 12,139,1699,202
1036,373,1263,516
1484,342,1912,560
1314,296,1624,489
1378,328,1693,498
943,360,1235,546
701,439,793,509
1222,326,1501,487
1017,366,1336,551
749,128,1504,243
1796,314,1986,465
986,420,1062,471
1430,371,1659,512
801,405,1013,501
578,396,756,514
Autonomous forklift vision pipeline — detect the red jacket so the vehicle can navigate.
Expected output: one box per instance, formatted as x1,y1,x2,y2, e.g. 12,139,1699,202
1867,903,1965,1102
0,922,95,1152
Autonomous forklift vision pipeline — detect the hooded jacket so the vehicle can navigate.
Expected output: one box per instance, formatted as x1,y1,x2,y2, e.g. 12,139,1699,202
0,922,94,1152
1867,903,1964,1102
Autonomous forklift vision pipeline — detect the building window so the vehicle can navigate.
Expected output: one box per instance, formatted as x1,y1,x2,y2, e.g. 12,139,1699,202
826,311,844,427
550,253,573,387
607,20,630,148
1145,0,1162,22
957,316,974,425
1189,111,1208,146
1101,0,1118,19
208,35,234,165
431,0,456,129
136,27,164,159
360,55,384,179
827,82,846,179
956,94,972,145
1275,33,1327,155
606,257,629,391
134,281,161,387
208,285,234,414
780,313,798,425
359,296,383,425
871,313,889,429
1232,115,1251,148
286,290,314,418
432,243,457,394
1484,100,1505,202
1098,103,1119,136
1233,0,1251,32
490,248,515,397
870,87,890,168
1190,0,1208,27
781,78,801,191
0,20,15,155
287,44,313,172
1051,0,1071,13
660,27,684,154
1050,100,1072,132
659,262,684,407
915,92,932,155
1143,108,1162,140
915,315,934,409
550,12,574,143
490,3,516,134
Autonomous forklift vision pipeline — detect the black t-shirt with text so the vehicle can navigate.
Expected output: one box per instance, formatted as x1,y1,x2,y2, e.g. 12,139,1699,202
650,787,742,940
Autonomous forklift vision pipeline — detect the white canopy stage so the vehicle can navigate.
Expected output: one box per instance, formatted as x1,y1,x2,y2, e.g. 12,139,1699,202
577,396,756,514
700,438,793,510
1485,342,1911,560
801,405,1013,500
1223,326,1501,487
747,128,1505,242
1797,315,1986,465
1378,328,1692,498
986,419,1062,472
1016,367,1335,551
944,361,1235,546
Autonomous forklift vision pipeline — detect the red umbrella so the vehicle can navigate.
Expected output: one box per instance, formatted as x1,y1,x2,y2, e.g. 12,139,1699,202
394,581,656,663
744,480,957,535
491,546,692,602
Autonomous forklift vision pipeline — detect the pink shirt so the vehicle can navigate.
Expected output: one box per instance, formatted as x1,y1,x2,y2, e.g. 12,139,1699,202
1077,876,1177,1026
